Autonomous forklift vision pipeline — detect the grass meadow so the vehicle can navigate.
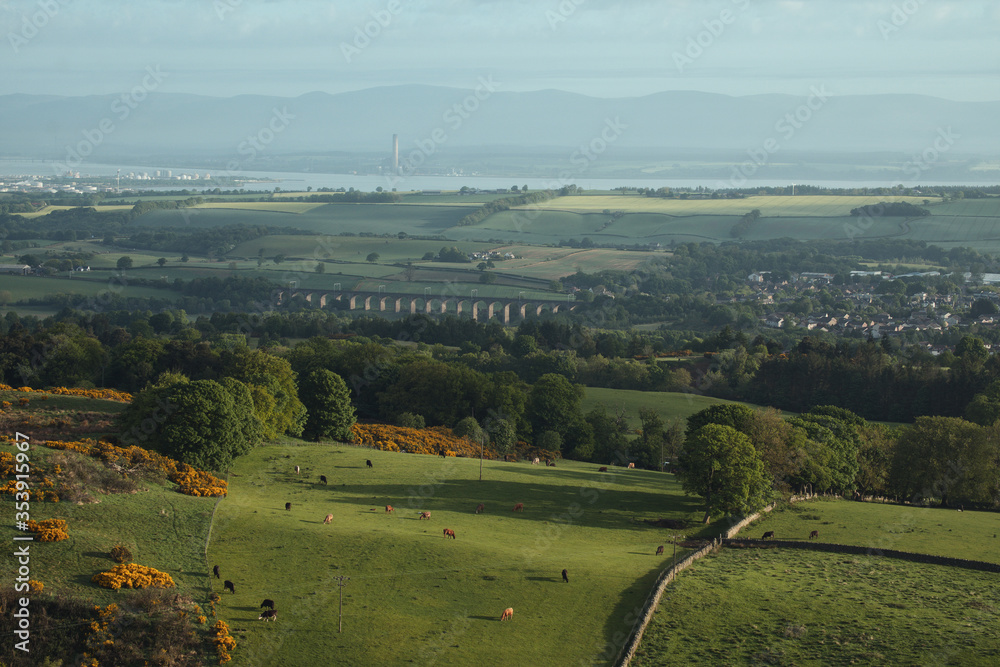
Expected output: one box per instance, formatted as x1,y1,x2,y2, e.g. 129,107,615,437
740,497,1000,564
209,442,707,667
582,388,761,429
632,547,1000,666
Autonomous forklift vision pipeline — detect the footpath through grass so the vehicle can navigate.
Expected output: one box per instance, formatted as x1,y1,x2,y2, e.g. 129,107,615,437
209,442,711,666
632,547,1000,666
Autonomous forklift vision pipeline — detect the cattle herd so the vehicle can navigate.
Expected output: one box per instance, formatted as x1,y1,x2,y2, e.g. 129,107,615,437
215,456,665,628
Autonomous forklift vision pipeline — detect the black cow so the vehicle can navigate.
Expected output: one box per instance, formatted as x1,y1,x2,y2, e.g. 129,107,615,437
259,609,277,621
439,450,447,458
655,545,665,556
224,580,235,594
260,599,275,610
213,565,220,579
762,531,775,540
562,569,569,583
320,475,327,485
285,502,292,511
366,460,373,468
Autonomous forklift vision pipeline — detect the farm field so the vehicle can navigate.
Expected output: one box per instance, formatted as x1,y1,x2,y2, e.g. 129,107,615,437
17,204,135,219
210,443,709,667
0,274,179,303
190,201,328,214
741,498,1000,564
581,388,749,429
134,203,479,237
524,194,942,217
632,546,1000,666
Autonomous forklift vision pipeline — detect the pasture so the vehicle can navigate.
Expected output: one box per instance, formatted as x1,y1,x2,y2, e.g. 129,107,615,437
524,194,941,217
210,443,707,666
741,497,1000,564
190,202,328,214
581,388,768,429
632,546,1000,666
0,274,179,303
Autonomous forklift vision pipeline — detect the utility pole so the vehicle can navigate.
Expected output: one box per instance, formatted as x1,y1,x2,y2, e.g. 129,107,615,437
336,576,350,632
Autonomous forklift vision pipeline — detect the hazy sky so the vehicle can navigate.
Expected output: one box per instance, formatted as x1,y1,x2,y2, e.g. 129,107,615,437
2,0,998,100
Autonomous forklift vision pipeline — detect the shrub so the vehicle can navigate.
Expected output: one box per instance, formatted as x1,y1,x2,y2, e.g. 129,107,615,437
26,519,69,542
91,563,175,590
110,544,133,564
396,412,425,429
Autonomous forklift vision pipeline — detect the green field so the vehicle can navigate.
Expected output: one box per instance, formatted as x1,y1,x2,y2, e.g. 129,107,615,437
0,274,179,303
741,498,1000,564
582,388,766,429
632,546,1000,666
528,194,942,217
209,442,709,666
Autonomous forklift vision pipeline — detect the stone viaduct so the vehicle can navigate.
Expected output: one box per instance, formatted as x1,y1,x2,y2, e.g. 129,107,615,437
276,289,578,324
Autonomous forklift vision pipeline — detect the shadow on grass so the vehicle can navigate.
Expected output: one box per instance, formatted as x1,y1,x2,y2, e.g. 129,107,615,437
524,576,560,582
467,615,500,622
82,551,112,560
306,478,704,533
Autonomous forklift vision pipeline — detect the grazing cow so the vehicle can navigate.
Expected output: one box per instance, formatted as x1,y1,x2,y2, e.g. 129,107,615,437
655,545,664,556
320,475,327,485
512,503,524,512
762,531,775,540
562,569,569,583
258,609,277,621
440,450,447,458
532,457,540,465
260,599,275,610
224,580,235,594
366,459,373,468
213,565,220,579
548,462,555,467
385,505,394,513
500,607,514,622
285,502,292,511
323,514,333,524
443,528,456,539
294,465,300,474
627,463,635,469
809,530,819,540
598,466,608,473
475,503,485,514
418,511,431,520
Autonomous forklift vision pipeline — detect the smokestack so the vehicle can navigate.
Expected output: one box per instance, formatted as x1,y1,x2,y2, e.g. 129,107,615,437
392,134,399,173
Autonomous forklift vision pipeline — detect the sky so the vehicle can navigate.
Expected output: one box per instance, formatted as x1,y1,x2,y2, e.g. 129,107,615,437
1,0,998,101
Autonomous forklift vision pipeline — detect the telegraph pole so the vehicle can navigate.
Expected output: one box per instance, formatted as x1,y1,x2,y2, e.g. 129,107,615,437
336,576,350,632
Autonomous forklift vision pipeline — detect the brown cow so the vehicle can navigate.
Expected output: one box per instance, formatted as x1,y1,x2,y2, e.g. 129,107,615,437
443,528,456,539
627,462,635,469
762,531,775,540
385,505,394,513
655,545,664,556
294,465,300,474
418,511,431,520
512,503,524,512
475,503,485,514
809,530,819,539
323,514,333,524
598,466,608,472
500,607,514,621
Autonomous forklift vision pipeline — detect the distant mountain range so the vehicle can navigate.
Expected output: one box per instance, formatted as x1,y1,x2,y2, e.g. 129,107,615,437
1,86,997,176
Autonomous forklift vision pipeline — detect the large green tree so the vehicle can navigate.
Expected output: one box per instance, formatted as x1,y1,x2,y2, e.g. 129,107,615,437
226,349,306,438
118,375,263,471
678,424,770,523
299,369,356,442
